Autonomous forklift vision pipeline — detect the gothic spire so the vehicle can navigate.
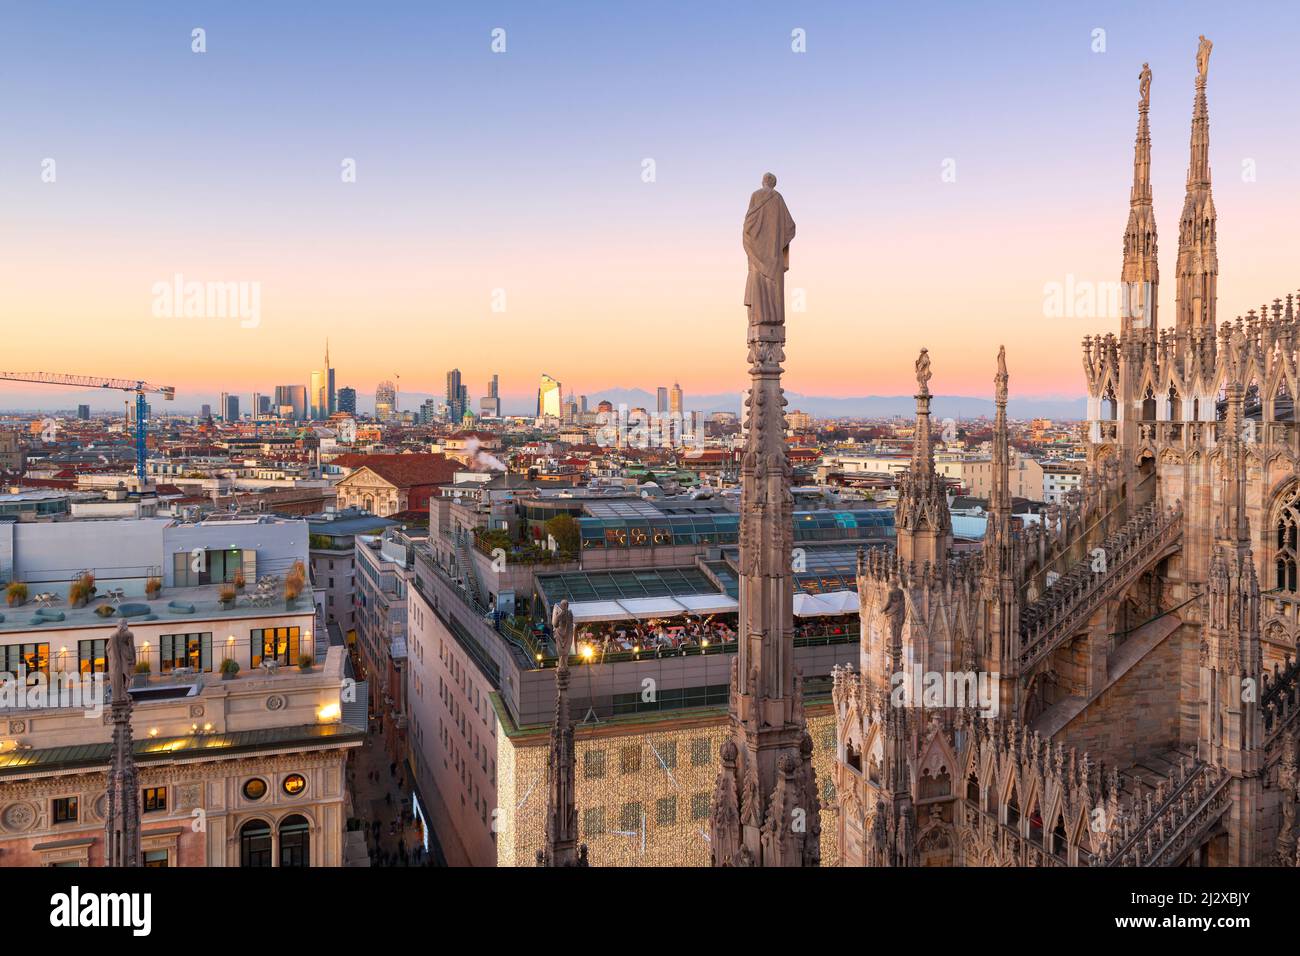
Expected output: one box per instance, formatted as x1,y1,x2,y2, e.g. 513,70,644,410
895,348,951,568
1122,63,1158,340
104,620,141,866
538,600,586,867
991,345,1010,515
911,348,934,474
1175,36,1218,346
711,173,818,867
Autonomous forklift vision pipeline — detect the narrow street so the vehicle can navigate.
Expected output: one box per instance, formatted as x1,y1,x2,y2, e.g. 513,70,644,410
347,716,444,866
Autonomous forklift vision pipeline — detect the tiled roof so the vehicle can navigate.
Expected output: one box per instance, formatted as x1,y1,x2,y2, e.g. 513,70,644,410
336,453,459,489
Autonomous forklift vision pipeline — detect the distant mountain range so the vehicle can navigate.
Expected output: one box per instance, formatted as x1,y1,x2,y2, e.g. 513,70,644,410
0,386,1087,421
583,388,1087,421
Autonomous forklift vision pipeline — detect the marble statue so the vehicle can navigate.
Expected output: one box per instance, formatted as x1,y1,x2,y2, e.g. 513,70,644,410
1196,35,1212,82
107,619,136,704
743,172,795,328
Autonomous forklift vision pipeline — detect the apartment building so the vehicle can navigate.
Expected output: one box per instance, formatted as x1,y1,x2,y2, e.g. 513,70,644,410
0,514,365,866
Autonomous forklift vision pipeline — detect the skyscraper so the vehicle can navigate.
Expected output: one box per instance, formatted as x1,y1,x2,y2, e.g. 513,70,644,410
223,394,240,421
274,384,306,420
310,370,327,421
670,381,683,415
537,373,562,418
337,387,356,415
325,339,337,416
656,386,668,413
375,380,397,421
446,369,467,422
479,374,501,418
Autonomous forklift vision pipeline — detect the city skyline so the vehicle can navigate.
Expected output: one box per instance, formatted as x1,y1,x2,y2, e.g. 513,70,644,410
1,2,1297,902
5,4,1300,407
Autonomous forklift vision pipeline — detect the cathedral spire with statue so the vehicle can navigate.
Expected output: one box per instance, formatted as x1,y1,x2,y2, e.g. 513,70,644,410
709,173,819,867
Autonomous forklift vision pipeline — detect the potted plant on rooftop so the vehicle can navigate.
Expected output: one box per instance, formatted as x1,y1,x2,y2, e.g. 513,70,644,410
145,576,162,599
220,657,240,680
133,659,151,687
69,572,95,608
284,560,306,609
218,584,237,610
234,570,246,591
298,652,314,672
5,582,27,608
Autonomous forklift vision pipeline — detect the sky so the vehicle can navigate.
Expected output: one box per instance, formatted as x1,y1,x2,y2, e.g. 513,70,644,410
2,1,1299,413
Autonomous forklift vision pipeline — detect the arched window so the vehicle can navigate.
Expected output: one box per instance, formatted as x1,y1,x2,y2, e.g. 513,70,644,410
1275,485,1300,593
918,767,951,801
279,814,310,868
1276,377,1295,422
1102,383,1117,421
1141,386,1156,422
1005,784,1020,830
1052,815,1069,856
240,819,272,867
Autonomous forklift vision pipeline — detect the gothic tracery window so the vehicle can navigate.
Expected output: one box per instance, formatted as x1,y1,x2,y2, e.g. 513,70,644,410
1275,485,1300,593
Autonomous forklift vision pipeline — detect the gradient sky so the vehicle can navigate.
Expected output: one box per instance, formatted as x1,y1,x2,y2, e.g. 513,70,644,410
3,1,1299,412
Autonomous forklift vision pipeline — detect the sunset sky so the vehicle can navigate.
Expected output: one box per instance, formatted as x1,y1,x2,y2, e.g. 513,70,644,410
3,1,1299,412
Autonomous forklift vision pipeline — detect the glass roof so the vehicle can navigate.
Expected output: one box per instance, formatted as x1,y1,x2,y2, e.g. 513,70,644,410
537,567,720,605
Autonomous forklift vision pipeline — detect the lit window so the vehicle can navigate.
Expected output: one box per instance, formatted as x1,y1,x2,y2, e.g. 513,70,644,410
53,796,78,824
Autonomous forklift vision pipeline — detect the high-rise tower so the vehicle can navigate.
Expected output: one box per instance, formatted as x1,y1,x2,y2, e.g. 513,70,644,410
325,339,337,416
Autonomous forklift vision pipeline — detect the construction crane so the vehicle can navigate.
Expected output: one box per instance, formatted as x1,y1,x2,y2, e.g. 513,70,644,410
0,371,176,485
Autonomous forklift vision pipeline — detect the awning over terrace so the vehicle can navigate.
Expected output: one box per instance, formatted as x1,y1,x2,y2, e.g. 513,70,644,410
792,590,860,617
567,593,739,623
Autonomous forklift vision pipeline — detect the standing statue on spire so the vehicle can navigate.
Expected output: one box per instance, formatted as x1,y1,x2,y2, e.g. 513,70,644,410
104,620,141,866
712,174,818,867
1196,35,1212,84
743,173,795,330
995,344,1008,404
1139,62,1151,108
914,348,932,394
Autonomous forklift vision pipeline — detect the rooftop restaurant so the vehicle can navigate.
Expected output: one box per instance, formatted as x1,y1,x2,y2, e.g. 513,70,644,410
526,548,865,665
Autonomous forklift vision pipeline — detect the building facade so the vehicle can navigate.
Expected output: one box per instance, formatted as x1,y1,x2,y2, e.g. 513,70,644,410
831,44,1300,869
